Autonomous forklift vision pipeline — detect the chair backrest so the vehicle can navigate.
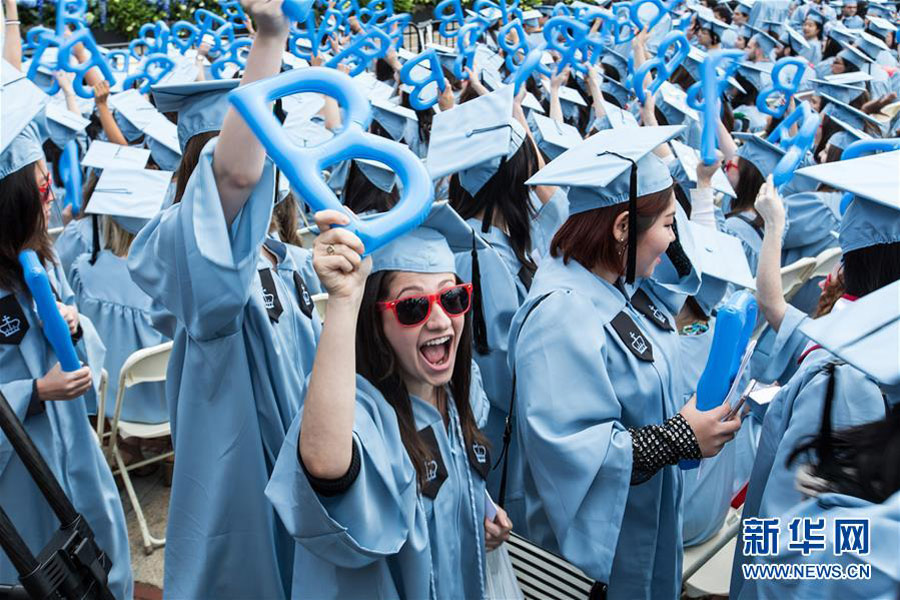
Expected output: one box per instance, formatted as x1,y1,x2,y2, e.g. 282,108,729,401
119,341,173,391
296,227,316,249
809,247,842,281
781,256,816,302
48,226,64,242
312,292,328,322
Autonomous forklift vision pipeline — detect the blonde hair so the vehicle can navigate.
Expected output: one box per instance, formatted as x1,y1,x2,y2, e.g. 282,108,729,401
101,216,136,258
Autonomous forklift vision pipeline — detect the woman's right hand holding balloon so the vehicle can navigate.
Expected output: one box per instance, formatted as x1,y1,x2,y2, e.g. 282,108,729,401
312,210,372,304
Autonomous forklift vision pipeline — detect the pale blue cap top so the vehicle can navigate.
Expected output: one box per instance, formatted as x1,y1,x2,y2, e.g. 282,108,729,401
799,278,900,385
526,125,683,212
371,201,488,274
735,132,786,176
151,79,240,151
796,150,900,253
0,120,45,180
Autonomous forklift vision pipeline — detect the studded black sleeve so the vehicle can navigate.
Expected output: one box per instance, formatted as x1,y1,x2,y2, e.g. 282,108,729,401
628,414,702,485
300,440,361,497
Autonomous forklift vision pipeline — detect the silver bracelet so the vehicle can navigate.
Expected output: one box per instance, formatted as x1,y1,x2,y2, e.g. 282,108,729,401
6,20,21,25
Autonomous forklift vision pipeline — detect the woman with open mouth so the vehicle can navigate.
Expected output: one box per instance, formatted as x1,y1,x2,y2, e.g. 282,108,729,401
266,201,513,599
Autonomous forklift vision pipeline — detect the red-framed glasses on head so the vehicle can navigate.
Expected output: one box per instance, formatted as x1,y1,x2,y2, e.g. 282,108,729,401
377,283,473,327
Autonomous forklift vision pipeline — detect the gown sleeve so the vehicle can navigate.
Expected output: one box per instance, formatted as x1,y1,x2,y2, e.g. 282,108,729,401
265,376,420,569
127,137,276,342
529,187,569,258
750,304,810,385
512,290,633,581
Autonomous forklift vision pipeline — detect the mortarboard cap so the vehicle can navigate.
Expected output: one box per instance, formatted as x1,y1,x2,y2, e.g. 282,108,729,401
687,220,756,314
42,103,89,149
601,73,633,108
837,41,874,71
371,200,488,275
656,81,699,125
1,60,49,155
670,139,736,197
866,15,898,38
426,85,527,196
82,140,151,170
796,150,900,253
798,278,900,385
151,79,240,151
811,77,867,104
826,113,872,150
530,113,583,160
821,92,882,130
371,97,418,142
354,158,398,193
856,31,890,60
782,25,811,53
142,112,182,171
85,167,173,233
735,132,786,176
805,8,827,26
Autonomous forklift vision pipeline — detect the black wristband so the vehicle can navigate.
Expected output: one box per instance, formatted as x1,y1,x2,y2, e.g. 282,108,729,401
628,414,702,485
300,441,361,497
27,379,45,418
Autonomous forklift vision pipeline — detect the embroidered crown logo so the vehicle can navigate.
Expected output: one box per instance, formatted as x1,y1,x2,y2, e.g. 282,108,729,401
648,303,666,324
473,443,487,464
262,291,275,310
629,331,648,355
0,315,21,338
425,459,438,482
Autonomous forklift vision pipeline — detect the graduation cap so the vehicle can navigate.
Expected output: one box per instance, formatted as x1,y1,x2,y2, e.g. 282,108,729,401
601,73,633,109
371,97,418,142
526,125,684,282
42,103,90,149
856,31,890,60
866,15,898,39
81,140,151,170
143,113,182,171
85,167,173,234
751,28,781,55
836,41,874,72
656,81,699,125
670,138,736,197
686,220,755,314
826,22,859,46
798,278,900,385
426,85,527,196
737,61,774,92
865,3,895,19
734,132,786,177
371,200,488,274
150,79,240,151
805,7,827,26
826,112,871,150
600,48,629,81
821,92,882,130
698,13,734,39
1,60,49,155
795,150,900,253
530,113,582,160
811,77,867,104
734,0,754,16
782,25,812,53
107,89,157,143
353,158,398,193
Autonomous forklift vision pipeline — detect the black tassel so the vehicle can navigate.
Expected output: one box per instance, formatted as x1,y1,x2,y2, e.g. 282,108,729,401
817,362,839,465
89,214,100,266
626,161,638,284
471,233,490,355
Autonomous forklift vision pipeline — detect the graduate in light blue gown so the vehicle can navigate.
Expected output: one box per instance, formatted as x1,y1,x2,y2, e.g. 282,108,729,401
0,117,132,599
69,176,171,423
752,399,900,599
266,202,512,599
127,9,322,596
505,126,743,599
676,223,760,547
425,86,568,500
731,152,900,598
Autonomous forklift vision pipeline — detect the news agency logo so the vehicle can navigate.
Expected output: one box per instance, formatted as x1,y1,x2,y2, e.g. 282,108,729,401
741,517,872,581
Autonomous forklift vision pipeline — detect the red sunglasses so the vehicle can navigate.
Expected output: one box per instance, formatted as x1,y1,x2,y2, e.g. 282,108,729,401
377,283,473,327
38,173,54,204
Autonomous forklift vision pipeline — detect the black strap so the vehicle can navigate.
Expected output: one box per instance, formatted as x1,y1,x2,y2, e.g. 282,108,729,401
735,213,764,240
496,292,553,508
597,151,638,284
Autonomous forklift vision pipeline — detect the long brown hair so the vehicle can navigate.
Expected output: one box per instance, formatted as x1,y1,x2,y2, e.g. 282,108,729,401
270,193,304,247
173,131,219,205
550,185,674,274
356,270,489,487
0,162,55,292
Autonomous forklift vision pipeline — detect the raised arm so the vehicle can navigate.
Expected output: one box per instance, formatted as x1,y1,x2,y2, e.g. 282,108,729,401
299,210,371,479
754,175,788,331
92,80,128,146
213,0,289,225
3,0,22,69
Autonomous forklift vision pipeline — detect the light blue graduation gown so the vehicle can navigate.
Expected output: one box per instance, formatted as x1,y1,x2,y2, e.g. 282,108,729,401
127,138,322,599
69,250,170,423
454,188,568,500
54,216,96,279
748,491,900,599
781,191,842,313
507,255,687,598
0,258,132,599
266,375,489,599
799,42,822,65
731,347,893,598
724,211,764,275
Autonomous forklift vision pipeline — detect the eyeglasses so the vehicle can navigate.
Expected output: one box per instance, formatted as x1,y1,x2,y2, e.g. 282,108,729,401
377,283,473,327
38,173,54,204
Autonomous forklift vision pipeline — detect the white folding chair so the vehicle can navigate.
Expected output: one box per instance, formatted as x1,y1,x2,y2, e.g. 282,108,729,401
106,342,173,555
682,505,744,597
47,226,64,242
780,256,817,302
808,247,842,281
312,292,328,322
94,368,109,443
296,226,316,249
